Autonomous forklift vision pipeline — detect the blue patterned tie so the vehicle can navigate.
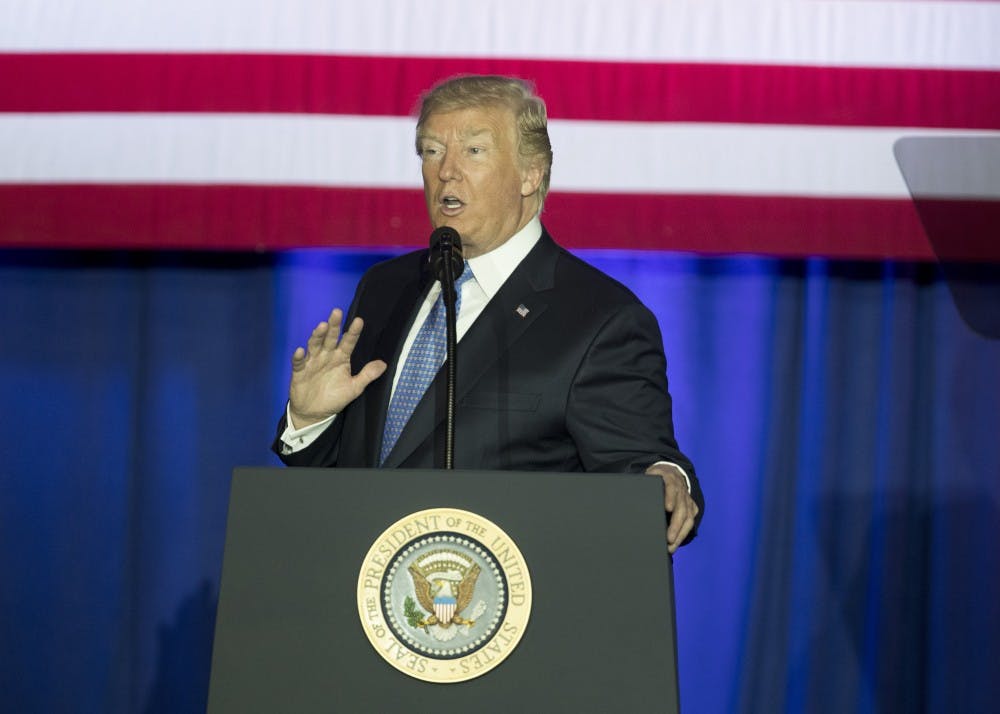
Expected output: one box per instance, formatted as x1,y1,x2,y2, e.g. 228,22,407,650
379,263,474,465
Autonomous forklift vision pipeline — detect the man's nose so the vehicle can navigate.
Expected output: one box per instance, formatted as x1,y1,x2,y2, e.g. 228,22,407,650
438,151,461,181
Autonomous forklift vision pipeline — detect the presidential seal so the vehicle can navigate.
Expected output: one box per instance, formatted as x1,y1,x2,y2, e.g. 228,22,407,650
356,508,532,683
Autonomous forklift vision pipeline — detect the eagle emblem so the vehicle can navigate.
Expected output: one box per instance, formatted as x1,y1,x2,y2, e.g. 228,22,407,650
405,549,481,631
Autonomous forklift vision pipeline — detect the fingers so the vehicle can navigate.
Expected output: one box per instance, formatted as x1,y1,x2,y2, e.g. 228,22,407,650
302,309,343,356
647,465,698,553
287,310,382,420
301,310,367,360
337,317,366,356
663,476,678,514
664,478,685,546
305,319,331,356
295,309,364,368
666,497,699,554
321,308,346,350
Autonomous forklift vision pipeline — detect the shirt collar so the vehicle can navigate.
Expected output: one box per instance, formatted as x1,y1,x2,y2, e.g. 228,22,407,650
466,215,542,300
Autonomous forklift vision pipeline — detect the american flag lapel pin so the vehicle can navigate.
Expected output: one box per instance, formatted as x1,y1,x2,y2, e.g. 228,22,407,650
515,303,530,318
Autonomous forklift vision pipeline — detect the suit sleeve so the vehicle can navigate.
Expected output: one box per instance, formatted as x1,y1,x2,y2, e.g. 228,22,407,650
566,302,704,532
271,409,346,467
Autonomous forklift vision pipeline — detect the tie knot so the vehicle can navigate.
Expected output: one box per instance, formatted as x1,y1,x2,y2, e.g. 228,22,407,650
454,261,474,288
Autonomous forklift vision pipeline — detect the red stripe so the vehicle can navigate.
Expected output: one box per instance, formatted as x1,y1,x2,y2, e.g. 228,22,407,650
2,53,998,128
0,184,972,260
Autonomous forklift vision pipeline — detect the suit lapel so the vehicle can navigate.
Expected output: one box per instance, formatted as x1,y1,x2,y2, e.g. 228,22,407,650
381,233,560,468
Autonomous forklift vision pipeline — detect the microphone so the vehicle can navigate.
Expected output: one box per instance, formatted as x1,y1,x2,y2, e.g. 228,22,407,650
427,226,464,470
428,226,465,284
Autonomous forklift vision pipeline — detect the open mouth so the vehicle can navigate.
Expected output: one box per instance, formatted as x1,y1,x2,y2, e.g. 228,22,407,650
441,195,464,211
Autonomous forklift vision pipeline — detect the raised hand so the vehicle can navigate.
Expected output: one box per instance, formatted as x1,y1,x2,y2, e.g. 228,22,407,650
287,308,387,428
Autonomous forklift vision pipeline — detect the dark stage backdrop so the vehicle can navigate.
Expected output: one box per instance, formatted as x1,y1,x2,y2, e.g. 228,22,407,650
1,248,998,713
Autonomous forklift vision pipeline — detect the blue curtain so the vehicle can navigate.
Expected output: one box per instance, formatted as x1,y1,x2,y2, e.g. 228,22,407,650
2,248,997,713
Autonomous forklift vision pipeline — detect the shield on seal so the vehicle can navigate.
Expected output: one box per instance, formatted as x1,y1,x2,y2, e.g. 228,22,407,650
433,594,457,625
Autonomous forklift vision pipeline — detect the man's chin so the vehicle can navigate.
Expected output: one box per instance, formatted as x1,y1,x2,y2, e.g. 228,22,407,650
430,216,467,237
433,210,465,227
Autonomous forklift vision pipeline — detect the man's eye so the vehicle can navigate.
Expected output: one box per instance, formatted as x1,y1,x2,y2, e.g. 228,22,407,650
469,147,484,155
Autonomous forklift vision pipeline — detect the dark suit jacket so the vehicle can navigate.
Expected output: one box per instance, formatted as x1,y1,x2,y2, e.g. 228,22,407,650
273,229,704,533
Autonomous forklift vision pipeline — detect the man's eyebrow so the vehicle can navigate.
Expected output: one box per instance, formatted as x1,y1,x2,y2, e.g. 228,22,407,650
460,127,494,139
418,127,496,143
462,128,502,146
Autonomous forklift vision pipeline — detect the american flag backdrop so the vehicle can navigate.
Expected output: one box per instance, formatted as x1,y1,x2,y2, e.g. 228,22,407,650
1,0,999,257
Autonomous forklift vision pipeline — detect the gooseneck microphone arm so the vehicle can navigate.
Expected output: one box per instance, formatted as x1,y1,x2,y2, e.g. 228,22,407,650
428,226,464,470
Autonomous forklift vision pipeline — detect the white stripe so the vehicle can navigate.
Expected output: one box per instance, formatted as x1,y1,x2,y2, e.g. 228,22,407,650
1,114,994,198
550,122,955,198
1,0,998,69
0,114,423,189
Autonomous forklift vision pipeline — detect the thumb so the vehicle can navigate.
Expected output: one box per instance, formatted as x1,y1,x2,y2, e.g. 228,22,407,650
356,360,388,387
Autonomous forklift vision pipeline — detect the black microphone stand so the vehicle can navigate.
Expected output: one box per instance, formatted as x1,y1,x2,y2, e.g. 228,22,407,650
430,227,464,469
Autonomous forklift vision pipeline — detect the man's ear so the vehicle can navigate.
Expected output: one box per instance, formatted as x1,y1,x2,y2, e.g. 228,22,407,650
520,161,544,198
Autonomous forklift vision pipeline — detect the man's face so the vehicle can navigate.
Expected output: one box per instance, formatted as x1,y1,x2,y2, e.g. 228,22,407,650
418,106,541,259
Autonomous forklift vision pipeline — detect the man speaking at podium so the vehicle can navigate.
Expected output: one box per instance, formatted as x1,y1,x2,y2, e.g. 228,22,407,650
272,75,704,551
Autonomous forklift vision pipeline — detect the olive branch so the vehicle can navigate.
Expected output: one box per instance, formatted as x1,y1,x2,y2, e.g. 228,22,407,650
403,596,424,628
